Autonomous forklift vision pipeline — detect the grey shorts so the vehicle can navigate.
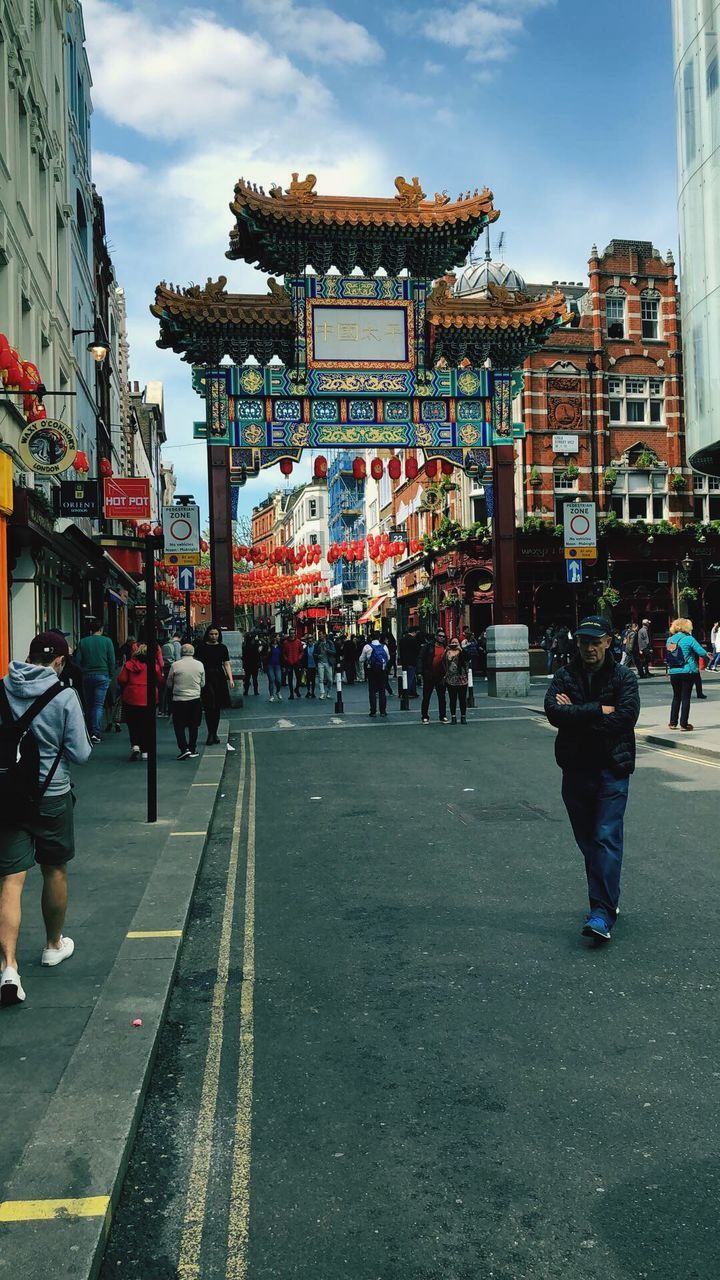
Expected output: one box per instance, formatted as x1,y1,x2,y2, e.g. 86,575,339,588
0,792,75,877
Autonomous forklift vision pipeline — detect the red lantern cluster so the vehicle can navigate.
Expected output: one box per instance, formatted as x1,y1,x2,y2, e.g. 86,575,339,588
74,451,90,475
0,333,47,424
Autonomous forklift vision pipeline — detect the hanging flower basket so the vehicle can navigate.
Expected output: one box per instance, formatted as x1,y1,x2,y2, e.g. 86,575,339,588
602,468,618,489
670,473,687,493
561,463,579,480
528,467,543,487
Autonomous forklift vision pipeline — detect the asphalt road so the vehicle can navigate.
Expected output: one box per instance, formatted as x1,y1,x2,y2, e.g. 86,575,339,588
98,688,720,1280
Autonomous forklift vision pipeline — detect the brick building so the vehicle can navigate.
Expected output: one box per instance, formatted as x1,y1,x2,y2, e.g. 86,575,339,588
517,239,694,639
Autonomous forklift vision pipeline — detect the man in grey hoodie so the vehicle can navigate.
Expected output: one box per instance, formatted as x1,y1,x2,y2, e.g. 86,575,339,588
0,632,92,1007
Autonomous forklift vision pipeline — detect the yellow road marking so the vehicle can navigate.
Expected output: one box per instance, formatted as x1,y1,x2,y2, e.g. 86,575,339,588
177,735,247,1280
0,1196,110,1222
191,783,217,787
127,930,183,939
640,741,720,770
170,832,207,837
226,734,256,1280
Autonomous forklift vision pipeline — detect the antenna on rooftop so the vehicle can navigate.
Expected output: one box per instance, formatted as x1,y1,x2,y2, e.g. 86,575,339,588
484,224,491,263
497,232,505,259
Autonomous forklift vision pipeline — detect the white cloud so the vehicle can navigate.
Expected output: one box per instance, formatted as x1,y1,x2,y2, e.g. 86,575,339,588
92,151,147,193
416,0,555,63
244,0,384,64
82,0,330,141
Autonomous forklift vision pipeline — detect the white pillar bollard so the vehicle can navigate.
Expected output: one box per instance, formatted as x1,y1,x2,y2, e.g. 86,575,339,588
334,669,344,714
486,624,530,698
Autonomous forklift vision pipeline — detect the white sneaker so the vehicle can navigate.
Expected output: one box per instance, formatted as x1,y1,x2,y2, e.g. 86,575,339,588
41,936,75,967
1,965,26,1006
269,695,275,703
141,752,148,760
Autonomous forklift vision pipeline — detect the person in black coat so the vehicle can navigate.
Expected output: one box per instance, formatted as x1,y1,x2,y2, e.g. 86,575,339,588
398,628,420,696
544,615,640,944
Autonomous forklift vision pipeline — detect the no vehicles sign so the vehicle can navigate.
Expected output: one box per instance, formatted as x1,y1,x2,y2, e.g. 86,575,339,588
162,504,201,556
563,502,596,548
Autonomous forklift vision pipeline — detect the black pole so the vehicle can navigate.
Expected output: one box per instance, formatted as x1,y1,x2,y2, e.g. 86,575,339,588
586,359,598,508
185,591,191,640
144,535,160,824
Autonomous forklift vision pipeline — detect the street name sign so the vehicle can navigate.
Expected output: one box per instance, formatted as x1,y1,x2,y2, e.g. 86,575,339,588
178,566,196,592
103,477,151,519
563,502,596,548
162,503,201,555
552,433,579,454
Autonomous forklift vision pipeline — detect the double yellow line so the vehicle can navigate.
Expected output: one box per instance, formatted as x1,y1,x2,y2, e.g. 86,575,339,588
177,732,257,1280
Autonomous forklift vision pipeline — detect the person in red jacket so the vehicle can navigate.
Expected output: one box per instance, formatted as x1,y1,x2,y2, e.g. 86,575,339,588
282,628,305,700
117,644,163,761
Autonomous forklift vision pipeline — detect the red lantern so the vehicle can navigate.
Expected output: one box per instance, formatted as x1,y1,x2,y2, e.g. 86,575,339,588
352,456,366,480
314,455,328,480
405,456,419,480
441,460,454,476
280,458,293,476
75,450,90,475
388,456,402,481
425,459,438,478
99,457,113,478
370,457,384,481
200,537,209,553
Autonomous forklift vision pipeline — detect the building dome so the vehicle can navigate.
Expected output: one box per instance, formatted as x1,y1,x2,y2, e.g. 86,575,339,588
453,259,526,297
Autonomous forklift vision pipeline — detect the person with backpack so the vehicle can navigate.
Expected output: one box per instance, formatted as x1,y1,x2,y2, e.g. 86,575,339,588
0,632,92,1007
359,634,390,717
665,618,710,732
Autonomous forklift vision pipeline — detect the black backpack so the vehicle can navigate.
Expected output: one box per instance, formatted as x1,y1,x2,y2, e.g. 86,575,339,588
0,682,65,810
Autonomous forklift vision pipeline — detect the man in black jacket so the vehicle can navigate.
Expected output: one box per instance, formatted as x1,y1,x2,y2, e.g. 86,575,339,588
544,615,640,943
398,628,420,697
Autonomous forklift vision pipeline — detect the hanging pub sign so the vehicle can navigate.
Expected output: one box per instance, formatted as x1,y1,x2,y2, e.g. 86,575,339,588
18,419,78,475
57,480,101,518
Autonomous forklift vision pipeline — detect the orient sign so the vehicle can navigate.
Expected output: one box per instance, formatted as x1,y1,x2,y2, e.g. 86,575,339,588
103,477,152,519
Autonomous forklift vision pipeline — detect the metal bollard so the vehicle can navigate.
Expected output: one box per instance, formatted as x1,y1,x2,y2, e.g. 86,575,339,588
399,667,409,711
334,669,344,714
467,666,475,707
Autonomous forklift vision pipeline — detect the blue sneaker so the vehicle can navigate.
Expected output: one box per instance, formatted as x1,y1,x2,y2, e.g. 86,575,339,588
582,915,611,941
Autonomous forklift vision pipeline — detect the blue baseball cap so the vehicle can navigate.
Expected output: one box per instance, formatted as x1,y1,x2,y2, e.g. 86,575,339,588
575,616,612,639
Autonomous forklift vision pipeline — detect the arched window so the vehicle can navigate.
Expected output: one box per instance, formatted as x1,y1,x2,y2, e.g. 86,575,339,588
640,289,661,340
605,288,626,339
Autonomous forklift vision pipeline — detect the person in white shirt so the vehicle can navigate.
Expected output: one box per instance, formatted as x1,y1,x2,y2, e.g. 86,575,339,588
166,645,206,760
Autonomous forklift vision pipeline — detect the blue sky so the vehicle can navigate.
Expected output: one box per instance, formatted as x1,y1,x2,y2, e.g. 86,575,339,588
83,0,677,525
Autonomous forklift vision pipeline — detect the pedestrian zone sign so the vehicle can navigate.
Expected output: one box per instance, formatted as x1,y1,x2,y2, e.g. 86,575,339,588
563,502,596,548
162,504,201,555
566,559,583,584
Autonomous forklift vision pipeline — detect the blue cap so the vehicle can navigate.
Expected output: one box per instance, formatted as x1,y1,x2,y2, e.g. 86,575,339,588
575,615,612,639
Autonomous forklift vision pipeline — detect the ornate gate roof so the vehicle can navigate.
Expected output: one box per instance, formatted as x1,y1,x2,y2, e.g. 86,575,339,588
227,174,499,276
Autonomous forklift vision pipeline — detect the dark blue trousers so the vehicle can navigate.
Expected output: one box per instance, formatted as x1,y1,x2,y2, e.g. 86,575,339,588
561,769,629,928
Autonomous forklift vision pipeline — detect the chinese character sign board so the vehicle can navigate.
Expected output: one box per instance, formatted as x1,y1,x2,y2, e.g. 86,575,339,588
307,302,413,368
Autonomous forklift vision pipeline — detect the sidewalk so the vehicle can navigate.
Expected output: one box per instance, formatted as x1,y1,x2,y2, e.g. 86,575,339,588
520,669,720,759
0,716,228,1279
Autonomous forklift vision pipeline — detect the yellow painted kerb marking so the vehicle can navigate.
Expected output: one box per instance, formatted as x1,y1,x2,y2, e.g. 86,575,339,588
127,930,183,939
226,733,257,1280
0,1196,110,1222
177,735,247,1280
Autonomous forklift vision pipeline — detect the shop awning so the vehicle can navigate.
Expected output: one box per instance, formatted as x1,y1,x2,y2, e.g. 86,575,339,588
357,594,389,625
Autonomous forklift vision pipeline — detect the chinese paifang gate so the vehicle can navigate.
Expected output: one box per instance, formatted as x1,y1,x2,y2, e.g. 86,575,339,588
152,173,570,628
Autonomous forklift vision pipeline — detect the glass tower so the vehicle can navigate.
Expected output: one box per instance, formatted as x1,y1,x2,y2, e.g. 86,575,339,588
672,0,720,474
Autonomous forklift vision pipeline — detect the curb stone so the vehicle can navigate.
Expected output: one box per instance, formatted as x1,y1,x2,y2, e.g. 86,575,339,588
0,720,230,1280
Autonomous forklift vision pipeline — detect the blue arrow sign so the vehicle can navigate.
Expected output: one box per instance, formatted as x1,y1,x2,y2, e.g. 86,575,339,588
178,566,196,592
566,559,583,585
